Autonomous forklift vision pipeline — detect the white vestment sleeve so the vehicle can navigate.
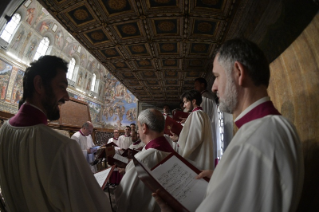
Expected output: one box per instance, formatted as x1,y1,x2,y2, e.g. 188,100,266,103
48,140,111,211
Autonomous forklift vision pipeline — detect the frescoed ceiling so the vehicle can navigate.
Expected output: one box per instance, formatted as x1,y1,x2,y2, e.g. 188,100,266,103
36,0,318,104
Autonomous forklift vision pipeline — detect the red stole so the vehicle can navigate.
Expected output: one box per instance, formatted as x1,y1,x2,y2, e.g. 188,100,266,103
79,130,85,136
113,137,118,140
235,101,281,129
9,103,47,127
145,136,175,153
133,139,141,145
192,107,203,112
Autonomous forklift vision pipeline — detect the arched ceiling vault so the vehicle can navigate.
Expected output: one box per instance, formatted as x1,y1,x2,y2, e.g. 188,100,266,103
36,0,319,104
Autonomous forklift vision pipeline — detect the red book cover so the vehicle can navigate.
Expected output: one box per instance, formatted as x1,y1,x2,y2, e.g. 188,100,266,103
173,111,189,122
164,116,183,136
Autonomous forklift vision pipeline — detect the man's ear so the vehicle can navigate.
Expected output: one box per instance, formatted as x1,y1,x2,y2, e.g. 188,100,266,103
192,99,197,107
142,123,148,134
33,75,45,95
234,61,246,86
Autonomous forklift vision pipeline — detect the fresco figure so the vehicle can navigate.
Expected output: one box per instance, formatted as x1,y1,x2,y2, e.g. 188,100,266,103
11,30,25,51
26,8,35,25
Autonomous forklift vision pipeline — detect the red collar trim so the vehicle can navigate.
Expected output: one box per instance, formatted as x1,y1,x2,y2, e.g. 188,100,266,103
145,136,175,153
79,130,85,136
192,107,203,112
133,139,141,145
113,137,119,140
9,103,48,127
235,101,281,129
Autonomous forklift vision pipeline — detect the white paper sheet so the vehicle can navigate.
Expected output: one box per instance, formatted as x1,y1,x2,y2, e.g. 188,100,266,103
151,155,208,212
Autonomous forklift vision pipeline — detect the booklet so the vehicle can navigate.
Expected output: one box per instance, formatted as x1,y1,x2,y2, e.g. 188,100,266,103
164,116,183,136
133,152,209,212
108,153,130,168
94,165,115,190
173,111,189,122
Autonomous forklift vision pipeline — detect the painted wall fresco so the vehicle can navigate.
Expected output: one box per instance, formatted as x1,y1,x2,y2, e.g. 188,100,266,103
0,0,138,129
0,59,12,101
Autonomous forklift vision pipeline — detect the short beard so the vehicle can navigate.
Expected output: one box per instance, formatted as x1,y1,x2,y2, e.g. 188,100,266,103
219,77,237,114
42,85,61,121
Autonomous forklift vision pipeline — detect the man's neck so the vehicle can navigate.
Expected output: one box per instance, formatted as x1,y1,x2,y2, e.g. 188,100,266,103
143,133,163,145
26,98,47,116
233,88,268,119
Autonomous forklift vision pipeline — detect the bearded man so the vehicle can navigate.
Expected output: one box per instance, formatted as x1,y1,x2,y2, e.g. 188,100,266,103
0,56,111,211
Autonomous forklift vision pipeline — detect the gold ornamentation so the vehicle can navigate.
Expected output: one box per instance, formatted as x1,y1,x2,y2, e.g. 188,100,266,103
73,9,89,21
167,80,176,84
201,0,219,6
108,0,127,10
91,31,104,40
189,71,198,76
166,71,176,76
161,44,175,51
139,60,150,66
193,44,207,52
154,0,171,3
144,71,154,76
164,59,176,66
190,60,202,66
151,87,160,90
104,49,117,56
197,22,212,33
123,72,133,77
131,45,145,53
115,62,126,67
121,24,137,35
158,21,175,32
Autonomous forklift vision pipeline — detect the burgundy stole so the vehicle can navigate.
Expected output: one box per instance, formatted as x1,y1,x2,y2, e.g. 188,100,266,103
133,139,141,145
192,107,203,112
9,103,47,127
235,101,281,129
145,136,175,153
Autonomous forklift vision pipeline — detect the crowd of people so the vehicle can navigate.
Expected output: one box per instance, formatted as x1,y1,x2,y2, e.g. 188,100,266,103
0,38,304,212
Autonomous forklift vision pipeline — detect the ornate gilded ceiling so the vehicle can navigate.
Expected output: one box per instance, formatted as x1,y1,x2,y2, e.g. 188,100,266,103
36,0,319,104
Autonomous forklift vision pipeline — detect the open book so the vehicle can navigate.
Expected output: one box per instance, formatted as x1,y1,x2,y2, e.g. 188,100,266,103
164,116,183,136
173,110,189,122
94,165,115,190
133,152,209,212
121,148,140,159
108,153,130,168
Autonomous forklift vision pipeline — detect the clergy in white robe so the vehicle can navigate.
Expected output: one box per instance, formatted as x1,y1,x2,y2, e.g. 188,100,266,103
195,39,303,212
195,77,233,167
196,98,304,212
115,108,176,212
107,129,120,145
129,130,145,150
163,105,173,120
0,81,111,211
174,90,214,170
71,122,97,173
117,125,133,149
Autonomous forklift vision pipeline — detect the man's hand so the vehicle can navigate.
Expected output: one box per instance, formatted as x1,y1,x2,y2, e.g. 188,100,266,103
180,118,187,124
169,132,179,142
152,190,174,212
118,168,126,175
196,170,214,179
